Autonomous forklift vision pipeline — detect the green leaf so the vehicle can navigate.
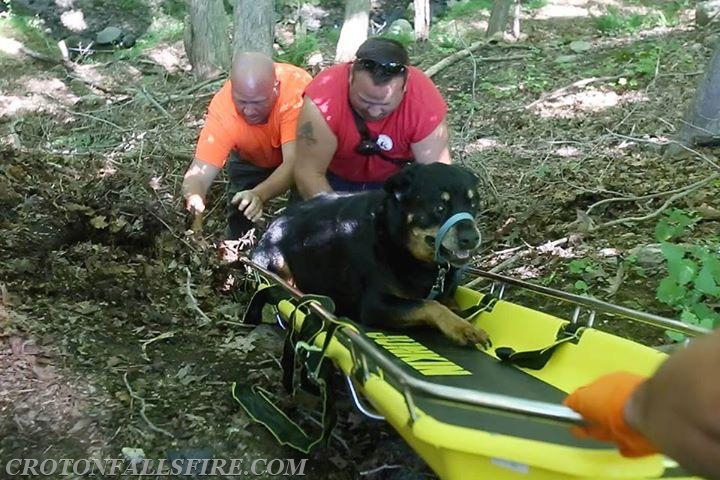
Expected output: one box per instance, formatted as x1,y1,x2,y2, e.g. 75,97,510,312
656,277,685,305
691,303,720,330
654,219,675,241
700,317,716,330
568,260,587,274
574,280,589,291
678,259,699,285
680,309,699,325
660,242,685,263
699,254,720,283
90,215,109,229
695,265,720,296
666,330,686,342
661,243,697,285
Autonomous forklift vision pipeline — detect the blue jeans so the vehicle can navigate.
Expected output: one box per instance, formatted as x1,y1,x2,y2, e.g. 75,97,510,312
327,172,384,193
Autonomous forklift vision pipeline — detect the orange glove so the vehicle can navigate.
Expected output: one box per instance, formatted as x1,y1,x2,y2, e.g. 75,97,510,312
564,372,658,457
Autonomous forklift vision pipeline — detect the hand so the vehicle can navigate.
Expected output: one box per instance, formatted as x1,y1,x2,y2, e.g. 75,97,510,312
185,194,206,215
626,332,720,479
563,372,657,457
231,190,263,222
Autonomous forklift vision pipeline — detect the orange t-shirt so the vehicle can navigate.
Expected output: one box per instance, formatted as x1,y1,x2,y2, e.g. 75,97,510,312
194,62,312,169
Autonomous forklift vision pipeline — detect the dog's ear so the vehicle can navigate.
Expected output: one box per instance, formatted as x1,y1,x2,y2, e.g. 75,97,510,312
458,165,480,187
384,165,417,201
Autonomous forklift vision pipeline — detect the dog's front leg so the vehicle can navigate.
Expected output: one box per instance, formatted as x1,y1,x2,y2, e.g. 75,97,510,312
363,296,491,348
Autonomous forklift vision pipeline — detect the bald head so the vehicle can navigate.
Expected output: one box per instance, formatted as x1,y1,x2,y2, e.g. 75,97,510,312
230,52,278,125
231,52,276,90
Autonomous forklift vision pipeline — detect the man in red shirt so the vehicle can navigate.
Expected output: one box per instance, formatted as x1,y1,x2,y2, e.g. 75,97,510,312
294,37,451,199
182,52,312,239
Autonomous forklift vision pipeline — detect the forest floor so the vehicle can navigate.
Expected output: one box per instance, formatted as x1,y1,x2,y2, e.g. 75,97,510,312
1,0,719,479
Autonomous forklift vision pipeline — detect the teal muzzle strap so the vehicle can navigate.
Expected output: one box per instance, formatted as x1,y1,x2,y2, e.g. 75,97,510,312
434,212,477,263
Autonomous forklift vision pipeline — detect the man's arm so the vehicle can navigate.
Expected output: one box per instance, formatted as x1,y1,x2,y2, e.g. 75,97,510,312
293,98,338,199
182,158,221,214
625,329,720,479
411,119,451,165
564,329,720,479
231,141,298,221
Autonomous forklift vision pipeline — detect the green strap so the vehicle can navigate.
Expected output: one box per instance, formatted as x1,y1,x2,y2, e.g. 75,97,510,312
241,285,287,325
231,379,335,453
234,291,342,452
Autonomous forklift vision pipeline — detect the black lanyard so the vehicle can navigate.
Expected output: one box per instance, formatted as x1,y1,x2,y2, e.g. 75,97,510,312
349,105,413,167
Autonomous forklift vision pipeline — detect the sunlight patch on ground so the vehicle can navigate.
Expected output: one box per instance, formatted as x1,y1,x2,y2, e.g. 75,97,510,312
144,40,190,74
0,94,56,120
60,9,87,32
533,4,589,19
464,137,501,154
0,74,81,120
531,88,649,119
532,0,659,20
0,36,23,56
553,145,583,158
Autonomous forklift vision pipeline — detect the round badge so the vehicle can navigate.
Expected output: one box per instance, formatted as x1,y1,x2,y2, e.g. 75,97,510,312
376,134,393,151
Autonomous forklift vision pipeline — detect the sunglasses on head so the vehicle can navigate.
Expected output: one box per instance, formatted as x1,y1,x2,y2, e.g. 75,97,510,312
355,58,406,76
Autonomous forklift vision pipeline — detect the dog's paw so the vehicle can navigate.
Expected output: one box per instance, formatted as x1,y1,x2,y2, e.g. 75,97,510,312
447,321,491,349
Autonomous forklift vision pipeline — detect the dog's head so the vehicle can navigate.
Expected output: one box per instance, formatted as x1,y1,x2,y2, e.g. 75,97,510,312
382,163,482,267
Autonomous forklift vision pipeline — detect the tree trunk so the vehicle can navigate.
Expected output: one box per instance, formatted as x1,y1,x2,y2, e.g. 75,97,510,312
184,0,231,80
414,0,430,42
233,0,274,56
335,0,370,63
511,1,521,39
486,0,514,38
676,46,720,147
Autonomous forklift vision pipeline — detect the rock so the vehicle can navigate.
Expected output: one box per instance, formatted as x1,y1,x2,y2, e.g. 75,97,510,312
96,26,123,45
628,244,664,269
555,54,578,64
569,40,591,53
387,18,414,42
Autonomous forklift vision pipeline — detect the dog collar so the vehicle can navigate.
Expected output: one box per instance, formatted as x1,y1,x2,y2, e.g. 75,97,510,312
434,212,477,263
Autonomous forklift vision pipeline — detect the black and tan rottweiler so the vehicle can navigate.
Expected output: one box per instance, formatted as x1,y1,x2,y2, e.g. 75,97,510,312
251,163,490,347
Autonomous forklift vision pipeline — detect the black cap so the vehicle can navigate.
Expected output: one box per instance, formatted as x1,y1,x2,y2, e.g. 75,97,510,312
355,37,409,66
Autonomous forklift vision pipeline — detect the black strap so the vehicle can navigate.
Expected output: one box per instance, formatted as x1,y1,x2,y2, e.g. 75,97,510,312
350,106,414,167
495,323,584,370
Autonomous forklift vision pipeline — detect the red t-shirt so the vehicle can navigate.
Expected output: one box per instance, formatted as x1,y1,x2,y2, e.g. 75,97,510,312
305,63,447,183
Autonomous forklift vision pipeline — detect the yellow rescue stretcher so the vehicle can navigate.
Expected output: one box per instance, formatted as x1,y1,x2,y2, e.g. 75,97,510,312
239,258,710,480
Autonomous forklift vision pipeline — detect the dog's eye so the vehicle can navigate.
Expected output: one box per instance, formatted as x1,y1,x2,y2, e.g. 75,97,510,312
435,204,445,214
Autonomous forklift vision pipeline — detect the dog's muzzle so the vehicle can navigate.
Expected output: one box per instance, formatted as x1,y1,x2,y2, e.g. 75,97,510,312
430,212,481,265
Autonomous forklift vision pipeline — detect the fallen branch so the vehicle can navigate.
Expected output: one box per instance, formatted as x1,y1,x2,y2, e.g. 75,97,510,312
424,41,527,78
606,130,720,173
465,236,570,287
589,173,719,232
184,267,212,326
140,331,176,362
586,174,720,214
122,372,175,438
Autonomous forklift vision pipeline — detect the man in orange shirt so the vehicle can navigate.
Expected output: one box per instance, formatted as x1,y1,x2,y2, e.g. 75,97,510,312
182,52,312,239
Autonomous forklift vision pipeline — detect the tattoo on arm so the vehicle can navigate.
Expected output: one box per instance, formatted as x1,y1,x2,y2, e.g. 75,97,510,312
298,122,317,146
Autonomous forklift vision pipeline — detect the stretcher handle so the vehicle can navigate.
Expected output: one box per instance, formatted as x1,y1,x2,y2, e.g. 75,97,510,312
467,268,709,338
240,258,585,427
341,328,585,426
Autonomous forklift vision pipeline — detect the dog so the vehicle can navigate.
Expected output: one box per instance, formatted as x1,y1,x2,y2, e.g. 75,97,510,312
251,163,490,347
